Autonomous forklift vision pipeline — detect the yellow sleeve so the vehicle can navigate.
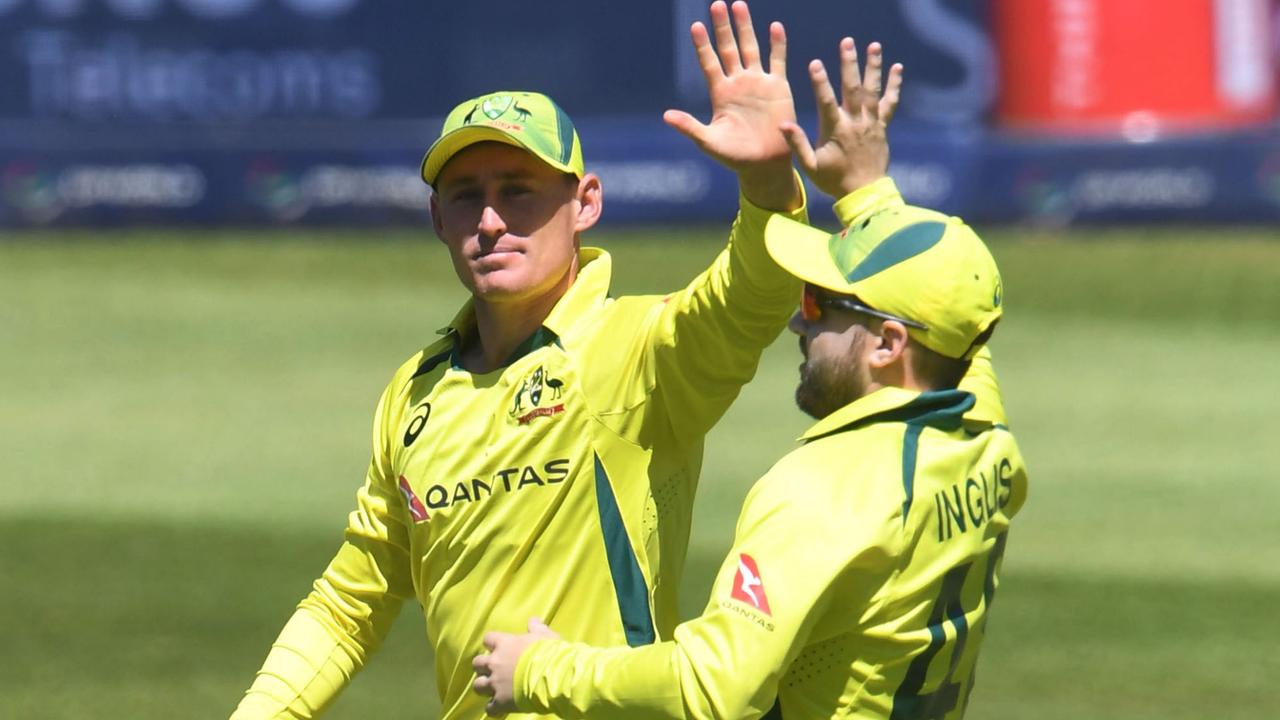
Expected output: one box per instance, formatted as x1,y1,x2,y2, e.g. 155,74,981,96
831,176,907,227
231,379,414,719
513,463,878,719
646,182,807,442
958,345,1008,426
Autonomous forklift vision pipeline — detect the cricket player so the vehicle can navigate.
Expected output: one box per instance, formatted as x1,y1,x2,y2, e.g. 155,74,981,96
230,3,904,718
472,39,1027,720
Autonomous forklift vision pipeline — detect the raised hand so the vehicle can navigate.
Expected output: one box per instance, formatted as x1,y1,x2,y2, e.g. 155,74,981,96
666,1,801,211
780,39,904,199
472,617,559,717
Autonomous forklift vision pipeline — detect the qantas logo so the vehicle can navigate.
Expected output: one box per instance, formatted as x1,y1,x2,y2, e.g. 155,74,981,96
398,476,430,523
730,553,771,615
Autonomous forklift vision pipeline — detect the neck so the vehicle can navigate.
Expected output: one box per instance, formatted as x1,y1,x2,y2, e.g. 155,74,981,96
459,265,577,373
459,300,550,373
869,357,927,394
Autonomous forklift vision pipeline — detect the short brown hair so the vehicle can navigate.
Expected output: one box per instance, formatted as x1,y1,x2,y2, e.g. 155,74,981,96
910,339,972,390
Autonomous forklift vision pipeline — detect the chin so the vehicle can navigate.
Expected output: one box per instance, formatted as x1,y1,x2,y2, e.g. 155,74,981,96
467,263,528,296
795,365,858,420
794,386,831,420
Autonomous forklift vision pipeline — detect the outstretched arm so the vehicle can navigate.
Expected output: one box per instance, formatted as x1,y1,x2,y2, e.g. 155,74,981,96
472,462,876,720
666,0,801,211
630,1,808,449
781,39,904,199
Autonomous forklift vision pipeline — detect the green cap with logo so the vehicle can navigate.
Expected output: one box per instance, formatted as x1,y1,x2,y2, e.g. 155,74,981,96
420,91,585,186
765,206,1003,360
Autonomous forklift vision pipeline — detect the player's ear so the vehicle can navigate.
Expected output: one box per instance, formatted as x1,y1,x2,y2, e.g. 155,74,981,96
429,191,445,241
868,320,908,370
573,173,603,233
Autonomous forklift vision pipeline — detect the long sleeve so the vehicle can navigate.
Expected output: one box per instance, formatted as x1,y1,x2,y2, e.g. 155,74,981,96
231,379,415,719
512,459,888,720
645,184,808,443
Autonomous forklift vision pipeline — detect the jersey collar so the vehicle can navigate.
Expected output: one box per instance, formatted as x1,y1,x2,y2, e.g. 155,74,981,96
543,246,610,337
435,247,612,360
799,386,976,443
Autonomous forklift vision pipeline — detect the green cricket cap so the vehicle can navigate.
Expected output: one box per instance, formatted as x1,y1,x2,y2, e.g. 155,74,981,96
765,206,1003,360
420,91,585,186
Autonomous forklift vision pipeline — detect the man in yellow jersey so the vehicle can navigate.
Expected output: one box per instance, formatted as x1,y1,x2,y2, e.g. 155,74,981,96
230,3,906,718
472,37,1027,720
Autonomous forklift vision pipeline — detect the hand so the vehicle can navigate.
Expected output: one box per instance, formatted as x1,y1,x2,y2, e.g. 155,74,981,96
780,39,904,198
472,617,560,717
667,1,801,211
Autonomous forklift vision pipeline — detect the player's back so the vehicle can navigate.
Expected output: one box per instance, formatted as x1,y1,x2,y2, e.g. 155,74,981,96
776,401,1028,720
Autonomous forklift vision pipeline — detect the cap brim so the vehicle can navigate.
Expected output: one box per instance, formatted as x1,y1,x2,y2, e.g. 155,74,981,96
420,126,576,186
764,214,853,292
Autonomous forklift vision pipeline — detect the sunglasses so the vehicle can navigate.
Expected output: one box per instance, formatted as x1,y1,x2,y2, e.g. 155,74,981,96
800,284,929,330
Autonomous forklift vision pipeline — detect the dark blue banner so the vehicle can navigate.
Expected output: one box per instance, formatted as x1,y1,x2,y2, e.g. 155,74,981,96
0,0,990,127
2,1,1277,227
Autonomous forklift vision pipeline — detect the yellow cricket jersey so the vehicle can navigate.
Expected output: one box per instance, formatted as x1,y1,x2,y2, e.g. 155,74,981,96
230,194,807,719
515,381,1028,720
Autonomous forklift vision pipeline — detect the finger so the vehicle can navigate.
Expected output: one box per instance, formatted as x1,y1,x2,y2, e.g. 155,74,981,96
472,654,491,673
780,121,818,176
690,22,724,86
663,109,712,150
473,675,493,695
838,37,862,111
767,21,787,76
731,1,762,70
808,59,840,139
485,699,506,717
709,1,742,71
482,631,500,651
879,63,904,124
862,42,884,117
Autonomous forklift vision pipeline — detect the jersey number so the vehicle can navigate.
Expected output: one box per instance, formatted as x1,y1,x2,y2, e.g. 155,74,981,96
889,533,1008,720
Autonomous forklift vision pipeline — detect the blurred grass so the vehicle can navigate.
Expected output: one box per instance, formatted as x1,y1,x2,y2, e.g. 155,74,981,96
1,226,1278,718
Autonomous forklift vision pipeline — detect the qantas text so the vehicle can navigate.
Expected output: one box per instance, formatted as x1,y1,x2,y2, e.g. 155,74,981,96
420,459,571,510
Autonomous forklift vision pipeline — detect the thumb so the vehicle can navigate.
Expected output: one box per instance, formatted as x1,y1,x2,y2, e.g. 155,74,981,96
780,121,818,176
663,109,711,150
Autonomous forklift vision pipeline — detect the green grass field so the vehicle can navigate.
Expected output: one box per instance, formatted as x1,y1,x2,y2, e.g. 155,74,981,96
2,225,1278,718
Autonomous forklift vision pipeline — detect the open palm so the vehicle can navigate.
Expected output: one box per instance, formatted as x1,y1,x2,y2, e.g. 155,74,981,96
665,1,795,173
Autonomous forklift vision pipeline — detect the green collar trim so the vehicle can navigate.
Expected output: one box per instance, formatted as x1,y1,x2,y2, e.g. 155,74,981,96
801,388,975,443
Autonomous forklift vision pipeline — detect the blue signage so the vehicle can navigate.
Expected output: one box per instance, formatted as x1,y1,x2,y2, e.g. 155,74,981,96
2,1,1276,227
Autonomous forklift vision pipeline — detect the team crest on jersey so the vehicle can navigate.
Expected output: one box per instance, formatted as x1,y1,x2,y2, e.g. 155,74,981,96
730,553,772,616
398,476,430,523
510,365,566,425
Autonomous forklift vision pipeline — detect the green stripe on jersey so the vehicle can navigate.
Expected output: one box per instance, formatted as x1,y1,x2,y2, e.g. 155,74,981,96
593,453,655,647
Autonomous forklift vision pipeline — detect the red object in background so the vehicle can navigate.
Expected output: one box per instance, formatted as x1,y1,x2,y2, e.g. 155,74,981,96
994,0,1276,138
